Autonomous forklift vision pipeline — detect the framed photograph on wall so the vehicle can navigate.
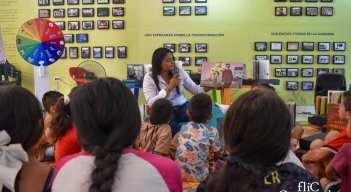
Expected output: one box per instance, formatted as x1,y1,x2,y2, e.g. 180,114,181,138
179,57,191,66
306,7,318,16
164,43,176,52
179,0,191,2
82,0,94,4
67,0,79,5
112,7,125,16
97,20,109,29
113,0,124,3
53,0,64,5
306,0,318,2
286,55,299,64
64,34,74,43
270,42,282,51
318,42,330,51
53,9,65,18
321,0,333,2
82,8,94,17
275,7,287,16
301,68,314,77
81,47,91,58
255,55,268,60
290,0,302,2
290,7,302,16
93,47,103,58
112,20,124,29
270,55,282,64
163,6,176,16
76,34,89,43
67,8,79,17
179,43,191,53
38,0,50,5
275,68,287,77
163,0,175,3
321,7,333,16
302,55,314,64
287,68,298,77
195,6,207,15
255,42,267,51
302,42,314,51
195,0,207,2
97,0,109,4
105,46,115,58
287,42,299,51
333,42,346,51
97,8,110,17
333,55,345,64
54,21,65,30
274,0,287,2
195,57,207,66
318,55,330,64
38,9,50,18
331,68,345,76
179,6,191,16
82,21,94,30
302,81,314,90
69,47,78,59
286,81,298,91
117,46,127,58
317,68,329,76
68,21,80,30
195,43,207,53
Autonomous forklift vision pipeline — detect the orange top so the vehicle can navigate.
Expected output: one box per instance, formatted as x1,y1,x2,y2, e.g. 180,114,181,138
322,129,351,154
54,127,81,166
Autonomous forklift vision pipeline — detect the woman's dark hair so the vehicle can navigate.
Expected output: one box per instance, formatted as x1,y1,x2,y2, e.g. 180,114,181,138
50,87,77,142
0,85,43,151
342,91,351,112
189,93,212,123
208,90,291,192
70,77,141,192
151,47,174,91
149,98,173,125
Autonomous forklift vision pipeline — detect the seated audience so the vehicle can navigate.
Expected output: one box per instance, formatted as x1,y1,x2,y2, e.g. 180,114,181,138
0,85,53,192
198,90,322,192
176,93,222,182
50,89,81,165
34,90,63,163
52,78,182,192
134,98,173,157
322,91,351,191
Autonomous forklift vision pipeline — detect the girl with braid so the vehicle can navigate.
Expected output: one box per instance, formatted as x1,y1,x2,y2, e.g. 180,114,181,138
52,78,182,192
198,90,321,192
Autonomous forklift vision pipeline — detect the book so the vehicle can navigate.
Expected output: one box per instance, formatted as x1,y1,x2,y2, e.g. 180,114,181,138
327,90,344,104
200,62,246,88
327,103,347,132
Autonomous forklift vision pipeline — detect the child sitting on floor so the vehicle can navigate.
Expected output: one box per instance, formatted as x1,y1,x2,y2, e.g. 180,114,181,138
323,91,351,191
134,98,173,157
34,91,63,163
176,93,222,182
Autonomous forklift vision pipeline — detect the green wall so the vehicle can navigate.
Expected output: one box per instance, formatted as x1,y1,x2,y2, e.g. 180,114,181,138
1,0,350,105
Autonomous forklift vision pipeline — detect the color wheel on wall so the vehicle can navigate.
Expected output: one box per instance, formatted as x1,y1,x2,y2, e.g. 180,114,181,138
16,18,65,66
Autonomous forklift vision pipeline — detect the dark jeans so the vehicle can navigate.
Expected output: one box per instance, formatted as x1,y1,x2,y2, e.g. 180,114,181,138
170,101,190,136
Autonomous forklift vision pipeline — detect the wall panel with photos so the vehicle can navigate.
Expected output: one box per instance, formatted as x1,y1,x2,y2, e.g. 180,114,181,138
1,0,351,105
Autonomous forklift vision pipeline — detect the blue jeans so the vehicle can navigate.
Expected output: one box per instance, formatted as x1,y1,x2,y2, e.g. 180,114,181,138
170,101,190,136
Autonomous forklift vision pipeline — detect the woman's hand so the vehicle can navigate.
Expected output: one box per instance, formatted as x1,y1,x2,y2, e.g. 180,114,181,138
166,74,180,92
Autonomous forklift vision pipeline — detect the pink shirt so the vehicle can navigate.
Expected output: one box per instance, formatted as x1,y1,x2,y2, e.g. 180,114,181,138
52,149,182,192
331,143,351,192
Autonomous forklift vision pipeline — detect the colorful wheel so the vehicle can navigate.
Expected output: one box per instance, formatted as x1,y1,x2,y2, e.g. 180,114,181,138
16,18,65,66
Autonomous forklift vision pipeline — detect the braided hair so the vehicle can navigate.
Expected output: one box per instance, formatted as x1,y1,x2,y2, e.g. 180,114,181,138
70,78,141,192
208,90,292,192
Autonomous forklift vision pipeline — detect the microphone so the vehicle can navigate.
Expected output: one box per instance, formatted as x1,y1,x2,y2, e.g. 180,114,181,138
171,64,180,94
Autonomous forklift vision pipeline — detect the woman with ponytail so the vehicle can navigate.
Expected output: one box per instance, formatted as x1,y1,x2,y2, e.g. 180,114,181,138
198,90,321,192
52,78,182,192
